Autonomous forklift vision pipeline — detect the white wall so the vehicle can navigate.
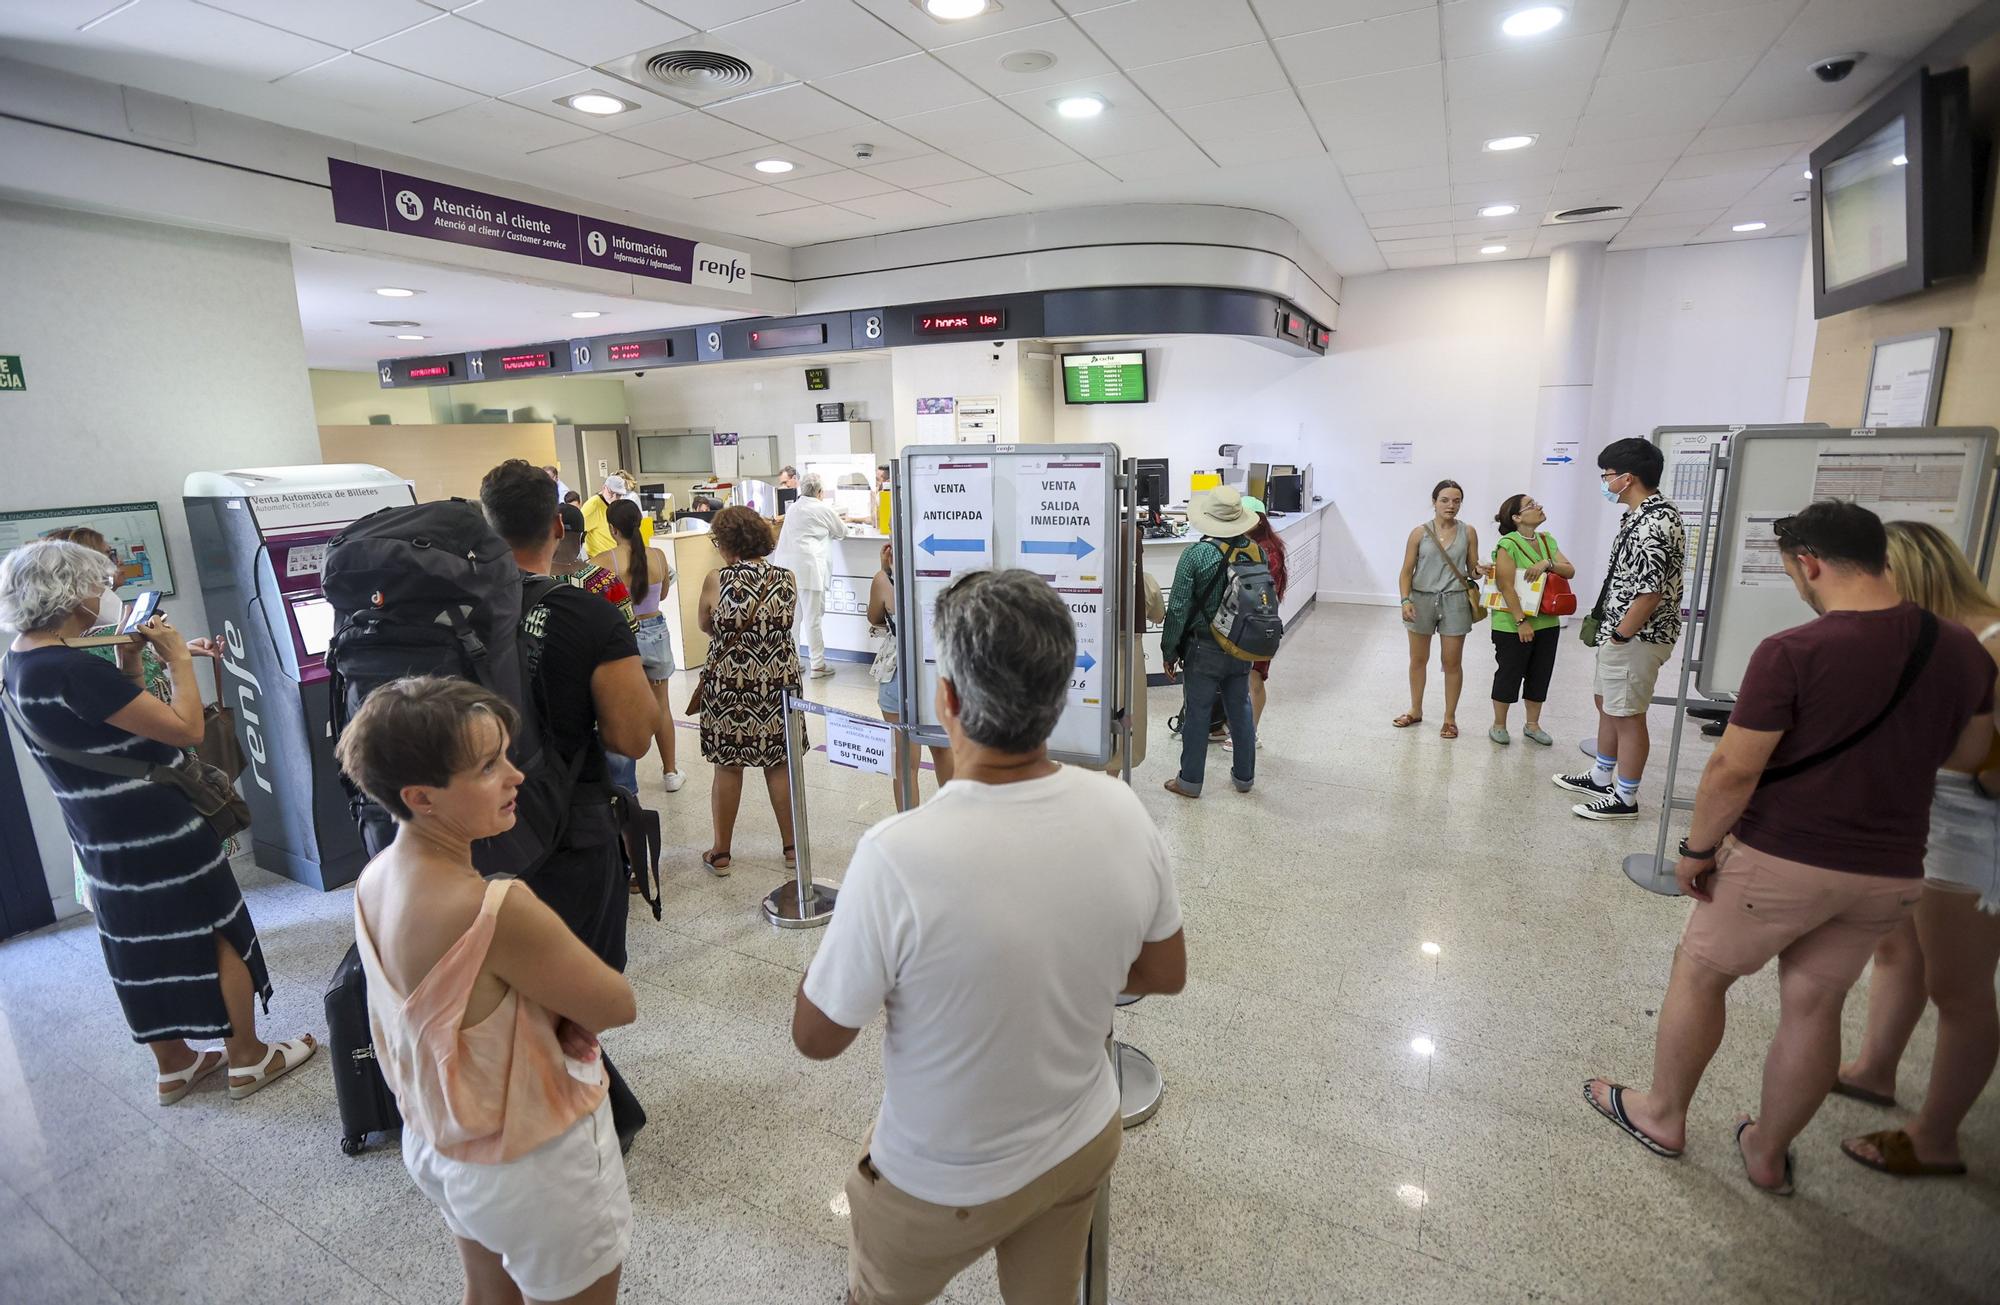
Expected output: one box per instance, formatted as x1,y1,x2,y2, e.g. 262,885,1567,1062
0,200,323,914
624,355,894,468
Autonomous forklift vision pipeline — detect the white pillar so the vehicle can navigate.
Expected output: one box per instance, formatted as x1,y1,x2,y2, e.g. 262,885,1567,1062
1530,241,1607,557
1782,243,1818,422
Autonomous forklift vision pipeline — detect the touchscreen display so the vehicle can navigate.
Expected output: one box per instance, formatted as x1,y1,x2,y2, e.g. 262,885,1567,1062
291,596,335,657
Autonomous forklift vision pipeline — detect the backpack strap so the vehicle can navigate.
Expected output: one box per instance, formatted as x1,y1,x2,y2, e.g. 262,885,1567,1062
1757,611,1939,788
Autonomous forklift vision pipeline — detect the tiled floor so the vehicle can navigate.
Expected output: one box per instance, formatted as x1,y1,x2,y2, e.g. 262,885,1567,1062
2,602,1996,1304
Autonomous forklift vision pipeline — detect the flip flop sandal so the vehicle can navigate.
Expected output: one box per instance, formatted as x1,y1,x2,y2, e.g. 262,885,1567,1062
702,849,733,877
228,1036,316,1101
157,1048,226,1106
1735,1117,1795,1196
1163,778,1200,800
1439,723,1459,739
1582,1079,1683,1159
1830,1078,1898,1108
1840,1129,1968,1178
1391,714,1422,728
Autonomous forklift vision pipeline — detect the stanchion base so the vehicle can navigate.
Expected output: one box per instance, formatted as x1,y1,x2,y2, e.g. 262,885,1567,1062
1112,1041,1163,1128
1623,852,1681,897
763,880,838,930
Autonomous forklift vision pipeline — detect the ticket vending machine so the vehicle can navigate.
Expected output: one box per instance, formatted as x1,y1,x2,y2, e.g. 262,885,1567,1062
183,466,416,890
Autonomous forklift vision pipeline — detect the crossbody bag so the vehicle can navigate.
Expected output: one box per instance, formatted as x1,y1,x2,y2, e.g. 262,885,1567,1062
1423,523,1487,625
1581,503,1668,647
1755,610,1939,789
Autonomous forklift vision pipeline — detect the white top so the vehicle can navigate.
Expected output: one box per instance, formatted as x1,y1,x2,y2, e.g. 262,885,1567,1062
803,766,1182,1206
774,495,847,592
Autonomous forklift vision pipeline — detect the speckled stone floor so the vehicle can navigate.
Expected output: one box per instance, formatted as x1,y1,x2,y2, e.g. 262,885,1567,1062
2,603,1995,1304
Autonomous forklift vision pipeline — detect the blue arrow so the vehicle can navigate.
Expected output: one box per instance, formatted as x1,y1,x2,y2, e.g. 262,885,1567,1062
1021,536,1096,559
1544,454,1574,464
1076,651,1097,672
921,535,984,554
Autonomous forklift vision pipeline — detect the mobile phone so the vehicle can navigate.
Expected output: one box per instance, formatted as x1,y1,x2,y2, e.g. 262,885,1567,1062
120,590,161,633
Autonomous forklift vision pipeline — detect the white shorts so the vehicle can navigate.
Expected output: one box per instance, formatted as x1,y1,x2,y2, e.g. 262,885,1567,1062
1926,773,2000,913
402,1097,630,1301
1594,637,1673,717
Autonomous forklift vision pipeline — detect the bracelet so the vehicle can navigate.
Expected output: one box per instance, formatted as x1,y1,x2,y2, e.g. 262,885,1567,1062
1678,837,1719,860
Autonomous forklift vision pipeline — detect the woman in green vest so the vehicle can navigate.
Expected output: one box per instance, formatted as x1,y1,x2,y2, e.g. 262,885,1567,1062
1489,493,1575,745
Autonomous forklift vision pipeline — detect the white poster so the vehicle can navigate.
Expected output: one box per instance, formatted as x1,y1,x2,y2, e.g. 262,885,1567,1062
1735,512,1792,588
1379,441,1413,464
909,457,994,576
1541,438,1579,467
1863,335,1944,427
915,396,954,444
1014,454,1107,580
956,394,1000,443
1664,429,1731,514
1811,444,1966,528
826,710,895,775
1054,583,1107,715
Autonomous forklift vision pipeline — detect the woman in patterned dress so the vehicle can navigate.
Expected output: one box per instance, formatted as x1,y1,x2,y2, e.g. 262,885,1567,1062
1,540,315,1103
696,507,799,875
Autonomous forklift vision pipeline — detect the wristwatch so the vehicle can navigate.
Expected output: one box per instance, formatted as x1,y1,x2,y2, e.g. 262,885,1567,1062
1678,837,1719,860
1610,630,1632,644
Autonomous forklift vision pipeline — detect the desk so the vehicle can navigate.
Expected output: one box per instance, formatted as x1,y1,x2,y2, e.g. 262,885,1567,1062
658,526,720,671
1142,502,1328,678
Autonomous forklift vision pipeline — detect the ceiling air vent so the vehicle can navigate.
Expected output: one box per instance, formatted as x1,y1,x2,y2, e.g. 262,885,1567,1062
1550,205,1624,222
598,37,788,109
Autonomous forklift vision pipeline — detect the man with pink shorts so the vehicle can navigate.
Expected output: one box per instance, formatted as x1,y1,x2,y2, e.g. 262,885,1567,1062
1584,502,1993,1194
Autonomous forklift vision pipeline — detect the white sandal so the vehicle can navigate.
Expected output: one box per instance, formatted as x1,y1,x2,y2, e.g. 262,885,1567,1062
157,1047,226,1105
228,1035,317,1100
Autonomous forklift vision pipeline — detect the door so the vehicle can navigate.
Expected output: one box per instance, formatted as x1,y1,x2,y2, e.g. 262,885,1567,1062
581,426,624,489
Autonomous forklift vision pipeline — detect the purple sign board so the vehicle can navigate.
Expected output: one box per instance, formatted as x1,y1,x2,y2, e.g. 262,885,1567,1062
327,158,751,294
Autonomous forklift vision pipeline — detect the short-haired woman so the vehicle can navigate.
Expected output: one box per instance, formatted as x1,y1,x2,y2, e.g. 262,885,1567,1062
698,507,800,874
1395,480,1480,738
1,540,314,1103
1487,493,1574,746
868,542,953,810
339,676,636,1305
593,498,682,792
1837,521,2000,1180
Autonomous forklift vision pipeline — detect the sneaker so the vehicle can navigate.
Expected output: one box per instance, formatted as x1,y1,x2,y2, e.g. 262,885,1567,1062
809,665,836,679
1574,793,1640,821
1553,770,1612,797
660,770,685,793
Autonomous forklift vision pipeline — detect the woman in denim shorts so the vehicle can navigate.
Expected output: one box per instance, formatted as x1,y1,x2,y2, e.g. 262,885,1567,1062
595,499,684,792
868,544,952,811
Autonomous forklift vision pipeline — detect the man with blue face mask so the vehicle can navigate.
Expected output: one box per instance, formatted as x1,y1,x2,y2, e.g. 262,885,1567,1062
1554,438,1685,820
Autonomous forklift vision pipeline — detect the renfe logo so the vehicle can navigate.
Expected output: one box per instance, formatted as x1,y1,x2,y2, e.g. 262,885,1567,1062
699,257,746,284
221,621,275,795
692,242,753,294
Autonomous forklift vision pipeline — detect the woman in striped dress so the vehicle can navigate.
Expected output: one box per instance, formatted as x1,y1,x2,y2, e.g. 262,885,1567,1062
1,540,315,1103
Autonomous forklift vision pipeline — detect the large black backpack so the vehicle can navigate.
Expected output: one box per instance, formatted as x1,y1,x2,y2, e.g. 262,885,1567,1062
322,499,583,877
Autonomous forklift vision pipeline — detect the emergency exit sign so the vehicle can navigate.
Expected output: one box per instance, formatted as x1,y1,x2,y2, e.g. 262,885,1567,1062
0,356,22,391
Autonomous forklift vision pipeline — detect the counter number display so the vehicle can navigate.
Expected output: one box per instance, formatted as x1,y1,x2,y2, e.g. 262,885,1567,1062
747,323,827,351
606,338,672,364
805,367,830,390
917,308,1006,335
1061,351,1148,405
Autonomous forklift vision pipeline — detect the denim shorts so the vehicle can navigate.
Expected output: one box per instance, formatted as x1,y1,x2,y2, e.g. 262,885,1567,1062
1927,772,2000,913
876,669,900,716
635,616,673,682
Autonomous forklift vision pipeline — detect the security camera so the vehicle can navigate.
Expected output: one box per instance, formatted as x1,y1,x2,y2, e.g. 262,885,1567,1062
852,142,876,161
1810,53,1864,83
633,370,646,378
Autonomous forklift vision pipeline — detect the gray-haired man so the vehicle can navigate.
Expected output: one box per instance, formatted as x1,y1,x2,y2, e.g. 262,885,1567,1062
791,569,1185,1305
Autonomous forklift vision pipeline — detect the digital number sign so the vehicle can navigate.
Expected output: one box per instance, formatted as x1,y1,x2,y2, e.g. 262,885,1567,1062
917,308,1006,335
747,323,827,351
606,338,672,364
805,367,830,391
408,363,452,380
500,349,554,372
385,354,463,386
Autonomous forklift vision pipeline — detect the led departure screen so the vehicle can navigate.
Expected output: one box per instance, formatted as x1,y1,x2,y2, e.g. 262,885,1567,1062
500,350,554,372
747,323,827,350
606,338,672,364
917,309,1006,335
1061,351,1148,404
408,364,452,379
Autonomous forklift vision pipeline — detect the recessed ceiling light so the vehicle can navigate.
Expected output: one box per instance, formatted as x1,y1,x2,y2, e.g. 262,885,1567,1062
1501,5,1566,37
368,319,420,328
393,334,428,341
562,92,633,117
754,158,795,173
1732,221,1767,232
1478,203,1519,218
570,310,604,319
1484,134,1537,152
1892,154,1908,166
374,287,418,298
923,0,992,18
1480,244,1508,254
1055,95,1106,119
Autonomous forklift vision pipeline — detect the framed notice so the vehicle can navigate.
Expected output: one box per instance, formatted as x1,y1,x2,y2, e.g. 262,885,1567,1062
0,501,175,599
1862,329,1950,427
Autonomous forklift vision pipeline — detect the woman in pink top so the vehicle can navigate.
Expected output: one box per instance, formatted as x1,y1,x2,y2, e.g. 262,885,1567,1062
336,677,638,1304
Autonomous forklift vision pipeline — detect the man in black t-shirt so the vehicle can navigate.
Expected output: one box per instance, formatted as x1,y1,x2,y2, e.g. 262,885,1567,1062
481,459,658,1147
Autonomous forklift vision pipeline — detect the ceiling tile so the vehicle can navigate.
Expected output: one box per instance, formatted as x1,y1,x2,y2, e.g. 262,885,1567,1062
1317,109,1438,152
614,109,770,158
951,132,1081,172
1621,0,1790,25
1609,225,1705,249
1055,0,1137,11
1276,10,1440,88
859,152,989,186
1559,130,1696,169
1663,142,1798,179
651,0,796,28
1599,2,1797,76
1345,170,1451,198
708,84,873,136
1096,139,1219,180
841,188,954,218
1170,88,1314,141
1636,170,1765,213
1372,220,1458,239
1623,206,1725,229
1383,248,1457,267
713,0,920,81
1588,55,1757,119
918,176,1038,207
791,123,934,167
84,0,338,80
363,15,576,96
1000,160,1113,194
814,54,988,120
893,98,1041,149
1364,203,1458,225
1071,0,1265,69
775,168,903,201
999,72,1145,129
1550,161,1671,191
1684,114,1835,154
1333,131,1446,174
696,185,822,217
1299,63,1443,129
507,71,691,130
279,54,486,120
1253,0,1432,39
200,0,436,48
1444,86,1592,134
1447,116,1574,161
622,161,761,197
1041,109,1190,156
457,0,692,66
1355,187,1455,213
704,142,848,181
1531,221,1620,252
417,98,598,152
1439,0,1625,59
1767,0,1974,61
1198,122,1327,165
1444,30,1611,101
1377,234,1454,252
1124,41,1290,109
853,0,1072,49
1572,109,1707,144
524,133,678,177
932,19,1118,94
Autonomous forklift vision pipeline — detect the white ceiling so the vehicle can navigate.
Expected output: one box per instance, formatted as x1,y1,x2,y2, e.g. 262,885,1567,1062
292,245,742,369
0,0,1982,275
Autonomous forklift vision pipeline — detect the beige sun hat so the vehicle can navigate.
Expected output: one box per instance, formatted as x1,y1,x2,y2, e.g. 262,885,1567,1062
1187,485,1258,539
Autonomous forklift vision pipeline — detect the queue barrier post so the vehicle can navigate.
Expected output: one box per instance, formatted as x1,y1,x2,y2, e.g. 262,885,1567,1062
762,691,839,930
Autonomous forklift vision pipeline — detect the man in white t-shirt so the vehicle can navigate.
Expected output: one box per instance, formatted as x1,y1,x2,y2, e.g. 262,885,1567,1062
793,568,1185,1305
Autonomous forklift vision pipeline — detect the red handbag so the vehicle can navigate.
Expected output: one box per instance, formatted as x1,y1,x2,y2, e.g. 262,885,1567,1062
1539,570,1578,616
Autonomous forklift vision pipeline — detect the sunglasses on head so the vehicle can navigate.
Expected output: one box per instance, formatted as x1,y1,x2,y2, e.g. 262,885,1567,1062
1772,515,1815,557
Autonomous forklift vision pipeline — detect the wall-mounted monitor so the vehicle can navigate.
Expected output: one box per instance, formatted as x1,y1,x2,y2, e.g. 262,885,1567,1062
1062,351,1148,404
1810,66,1980,319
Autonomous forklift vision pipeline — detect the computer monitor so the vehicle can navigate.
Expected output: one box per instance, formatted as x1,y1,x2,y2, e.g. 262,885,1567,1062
1248,462,1270,502
1134,458,1169,511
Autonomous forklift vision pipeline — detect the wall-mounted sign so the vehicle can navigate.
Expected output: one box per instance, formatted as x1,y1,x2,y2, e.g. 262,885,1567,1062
472,342,571,380
1379,441,1414,464
606,338,672,364
0,355,23,392
747,323,828,351
329,157,751,294
816,402,847,423
805,367,831,391
917,308,1006,335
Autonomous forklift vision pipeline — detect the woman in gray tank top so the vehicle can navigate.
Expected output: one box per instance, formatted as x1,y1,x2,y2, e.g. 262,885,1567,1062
1395,480,1480,738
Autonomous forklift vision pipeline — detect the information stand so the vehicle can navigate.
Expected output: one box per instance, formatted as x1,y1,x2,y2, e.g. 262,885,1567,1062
1622,425,1999,895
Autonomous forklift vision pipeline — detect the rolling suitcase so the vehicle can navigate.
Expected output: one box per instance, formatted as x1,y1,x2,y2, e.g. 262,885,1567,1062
325,941,400,1156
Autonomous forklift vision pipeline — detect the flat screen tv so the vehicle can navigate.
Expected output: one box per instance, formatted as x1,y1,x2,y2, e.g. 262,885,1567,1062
1810,66,1981,319
1062,351,1148,404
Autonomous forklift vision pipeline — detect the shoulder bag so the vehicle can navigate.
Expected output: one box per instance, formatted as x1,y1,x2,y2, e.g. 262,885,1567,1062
2,685,250,840
1756,610,1939,789
1424,523,1487,625
1580,507,1663,647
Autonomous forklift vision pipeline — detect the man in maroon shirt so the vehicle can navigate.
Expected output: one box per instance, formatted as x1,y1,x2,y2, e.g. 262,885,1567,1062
1584,502,1993,1194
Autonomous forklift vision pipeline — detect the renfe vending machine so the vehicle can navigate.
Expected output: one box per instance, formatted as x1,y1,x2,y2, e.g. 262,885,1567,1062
183,465,416,890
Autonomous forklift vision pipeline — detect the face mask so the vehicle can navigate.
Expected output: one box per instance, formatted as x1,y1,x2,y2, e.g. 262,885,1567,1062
86,586,123,631
1601,478,1622,503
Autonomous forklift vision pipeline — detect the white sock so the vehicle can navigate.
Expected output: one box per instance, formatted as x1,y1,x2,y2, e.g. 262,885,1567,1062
1590,754,1616,787
1614,774,1639,804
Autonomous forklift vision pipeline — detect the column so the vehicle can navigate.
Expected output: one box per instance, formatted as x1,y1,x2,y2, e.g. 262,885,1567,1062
1783,245,1818,421
1529,240,1608,563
